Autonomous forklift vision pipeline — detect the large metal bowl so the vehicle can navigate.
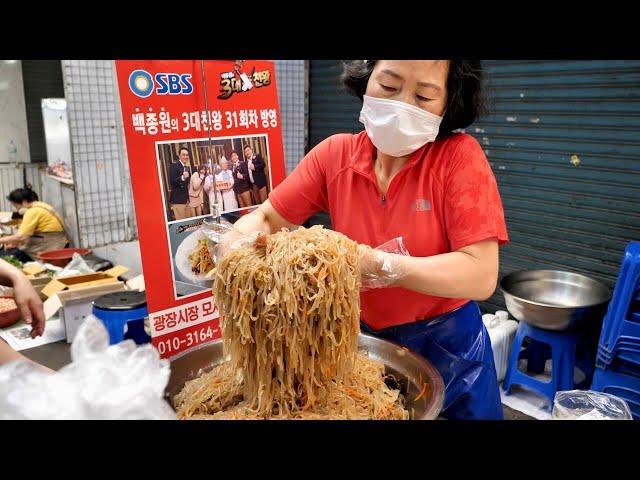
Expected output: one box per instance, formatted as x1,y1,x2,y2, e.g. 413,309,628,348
500,270,611,331
166,333,445,420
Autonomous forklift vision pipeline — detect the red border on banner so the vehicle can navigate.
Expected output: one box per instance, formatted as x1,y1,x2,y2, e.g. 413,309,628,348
115,60,286,358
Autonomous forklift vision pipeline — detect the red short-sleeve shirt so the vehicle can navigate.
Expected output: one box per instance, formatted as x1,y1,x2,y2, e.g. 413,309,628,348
269,131,509,330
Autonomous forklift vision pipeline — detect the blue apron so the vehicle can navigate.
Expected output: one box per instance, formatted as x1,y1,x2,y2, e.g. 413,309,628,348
360,301,503,420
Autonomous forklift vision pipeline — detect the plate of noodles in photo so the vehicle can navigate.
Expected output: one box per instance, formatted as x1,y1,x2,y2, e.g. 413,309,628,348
174,229,215,285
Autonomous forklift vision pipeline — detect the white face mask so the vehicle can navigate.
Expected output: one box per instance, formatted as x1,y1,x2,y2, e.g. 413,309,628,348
359,95,443,157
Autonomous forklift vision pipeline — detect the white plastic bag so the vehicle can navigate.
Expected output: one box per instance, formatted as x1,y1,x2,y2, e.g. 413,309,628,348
0,315,175,419
55,253,94,278
483,310,518,382
553,390,633,420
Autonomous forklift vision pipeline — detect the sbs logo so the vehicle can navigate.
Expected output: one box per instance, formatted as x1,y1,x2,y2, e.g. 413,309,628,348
128,70,193,98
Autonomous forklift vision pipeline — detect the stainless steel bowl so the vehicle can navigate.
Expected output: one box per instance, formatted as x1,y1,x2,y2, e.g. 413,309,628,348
500,269,611,331
166,333,445,420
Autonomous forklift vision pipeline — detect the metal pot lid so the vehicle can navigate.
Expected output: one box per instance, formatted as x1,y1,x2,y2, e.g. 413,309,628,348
93,290,147,310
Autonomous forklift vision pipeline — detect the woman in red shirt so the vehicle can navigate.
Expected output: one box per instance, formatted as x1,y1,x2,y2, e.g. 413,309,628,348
220,60,509,419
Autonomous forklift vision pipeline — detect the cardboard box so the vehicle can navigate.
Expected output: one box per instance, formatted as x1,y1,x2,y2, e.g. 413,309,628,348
29,276,53,301
126,274,145,292
23,264,46,276
41,265,130,298
42,273,145,343
44,282,128,343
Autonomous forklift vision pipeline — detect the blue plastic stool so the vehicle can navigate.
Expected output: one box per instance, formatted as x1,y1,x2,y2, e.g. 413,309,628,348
591,368,640,419
92,290,150,345
503,321,595,410
597,242,640,361
608,357,640,380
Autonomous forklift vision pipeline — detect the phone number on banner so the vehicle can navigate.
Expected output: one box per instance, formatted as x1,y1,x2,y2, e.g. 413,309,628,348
154,320,221,357
131,108,278,136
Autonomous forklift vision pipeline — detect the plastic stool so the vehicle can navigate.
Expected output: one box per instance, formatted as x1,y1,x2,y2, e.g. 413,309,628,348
591,368,640,419
92,290,150,345
503,321,595,410
597,242,640,356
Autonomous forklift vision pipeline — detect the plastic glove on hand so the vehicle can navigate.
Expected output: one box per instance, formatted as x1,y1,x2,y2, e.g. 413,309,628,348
358,237,410,290
201,220,266,268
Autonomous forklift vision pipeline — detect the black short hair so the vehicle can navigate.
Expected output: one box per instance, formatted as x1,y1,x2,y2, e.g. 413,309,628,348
7,188,38,204
178,146,189,155
243,144,252,150
341,60,484,137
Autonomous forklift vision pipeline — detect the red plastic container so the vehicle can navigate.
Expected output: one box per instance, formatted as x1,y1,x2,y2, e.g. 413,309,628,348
0,296,20,328
38,248,93,268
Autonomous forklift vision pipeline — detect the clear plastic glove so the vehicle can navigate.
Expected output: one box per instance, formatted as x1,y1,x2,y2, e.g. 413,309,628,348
201,218,266,266
358,237,410,290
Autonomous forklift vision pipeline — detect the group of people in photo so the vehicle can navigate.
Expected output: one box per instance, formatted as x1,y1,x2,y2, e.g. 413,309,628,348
167,143,269,221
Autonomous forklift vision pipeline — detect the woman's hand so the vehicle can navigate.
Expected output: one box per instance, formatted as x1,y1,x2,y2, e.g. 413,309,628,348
357,237,411,290
215,229,266,265
0,232,29,247
12,275,45,338
0,259,45,338
358,245,405,290
202,221,266,266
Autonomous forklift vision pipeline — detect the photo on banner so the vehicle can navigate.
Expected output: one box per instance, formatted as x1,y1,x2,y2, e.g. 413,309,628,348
167,217,213,299
115,59,286,358
157,134,273,223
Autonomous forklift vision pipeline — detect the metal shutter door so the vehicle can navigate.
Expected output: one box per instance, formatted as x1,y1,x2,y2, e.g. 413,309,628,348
469,60,640,313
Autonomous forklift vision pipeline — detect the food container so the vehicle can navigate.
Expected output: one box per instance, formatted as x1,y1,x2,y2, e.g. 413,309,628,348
0,296,21,328
500,269,611,331
38,248,93,268
166,333,445,420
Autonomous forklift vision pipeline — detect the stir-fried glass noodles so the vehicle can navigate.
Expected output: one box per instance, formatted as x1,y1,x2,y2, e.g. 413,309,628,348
174,225,409,419
188,237,215,276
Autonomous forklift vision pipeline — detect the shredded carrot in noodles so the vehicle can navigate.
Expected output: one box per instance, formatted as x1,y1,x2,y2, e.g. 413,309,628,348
173,226,409,420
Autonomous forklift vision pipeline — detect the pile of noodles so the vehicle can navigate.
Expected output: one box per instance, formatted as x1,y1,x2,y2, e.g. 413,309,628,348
173,225,409,420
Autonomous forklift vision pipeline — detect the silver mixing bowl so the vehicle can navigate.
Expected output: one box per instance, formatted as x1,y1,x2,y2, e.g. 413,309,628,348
500,269,611,331
166,333,445,420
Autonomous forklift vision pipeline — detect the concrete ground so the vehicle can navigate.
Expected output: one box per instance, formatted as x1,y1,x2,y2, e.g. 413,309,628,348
19,340,535,420
502,404,535,420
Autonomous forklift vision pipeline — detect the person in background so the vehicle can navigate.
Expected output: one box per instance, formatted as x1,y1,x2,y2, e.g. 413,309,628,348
234,60,254,92
231,150,252,208
201,165,212,215
211,157,222,175
203,165,215,215
189,165,207,217
0,257,52,372
244,145,269,204
214,158,238,212
169,146,191,220
0,188,68,262
219,149,228,167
